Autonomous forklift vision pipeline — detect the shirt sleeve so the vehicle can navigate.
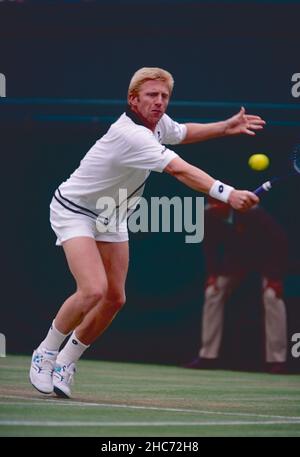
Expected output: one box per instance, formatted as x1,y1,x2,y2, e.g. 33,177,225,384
158,114,187,145
119,127,178,173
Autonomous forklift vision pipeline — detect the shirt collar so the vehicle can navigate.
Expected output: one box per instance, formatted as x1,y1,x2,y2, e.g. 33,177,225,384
125,105,147,127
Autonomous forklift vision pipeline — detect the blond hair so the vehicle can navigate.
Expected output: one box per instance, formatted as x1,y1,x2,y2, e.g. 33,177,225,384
127,67,174,101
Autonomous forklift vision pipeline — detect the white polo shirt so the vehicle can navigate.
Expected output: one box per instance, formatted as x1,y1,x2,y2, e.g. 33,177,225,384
54,108,187,221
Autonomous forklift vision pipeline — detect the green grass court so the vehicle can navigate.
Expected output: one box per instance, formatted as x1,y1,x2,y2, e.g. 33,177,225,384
0,355,300,437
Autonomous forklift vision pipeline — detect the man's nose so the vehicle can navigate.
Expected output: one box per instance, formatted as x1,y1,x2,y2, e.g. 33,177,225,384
155,95,163,105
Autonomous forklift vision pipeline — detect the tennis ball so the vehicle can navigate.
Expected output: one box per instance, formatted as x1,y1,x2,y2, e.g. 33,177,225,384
248,154,270,171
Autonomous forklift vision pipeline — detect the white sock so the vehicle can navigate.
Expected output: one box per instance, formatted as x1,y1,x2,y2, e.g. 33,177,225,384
56,332,90,366
39,320,70,352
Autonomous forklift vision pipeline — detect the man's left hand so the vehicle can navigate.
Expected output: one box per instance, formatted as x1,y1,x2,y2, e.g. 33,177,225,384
224,107,266,136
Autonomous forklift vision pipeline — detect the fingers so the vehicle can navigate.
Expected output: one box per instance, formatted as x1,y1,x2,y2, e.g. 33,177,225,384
244,118,266,135
226,108,266,136
246,119,265,126
245,115,265,121
240,191,259,210
230,190,259,211
246,191,260,204
246,120,266,128
248,124,264,130
239,199,252,211
236,106,245,119
243,111,266,127
245,129,256,136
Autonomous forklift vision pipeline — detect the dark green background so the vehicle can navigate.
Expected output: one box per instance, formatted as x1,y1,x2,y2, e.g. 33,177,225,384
0,1,299,371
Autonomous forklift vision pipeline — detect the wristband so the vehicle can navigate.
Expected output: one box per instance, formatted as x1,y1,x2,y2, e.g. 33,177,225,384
209,180,234,203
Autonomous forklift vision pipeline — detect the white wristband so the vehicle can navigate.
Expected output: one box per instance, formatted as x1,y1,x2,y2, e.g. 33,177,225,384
209,180,234,203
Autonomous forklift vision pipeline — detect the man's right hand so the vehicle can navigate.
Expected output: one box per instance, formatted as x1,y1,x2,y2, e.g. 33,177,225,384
228,189,259,211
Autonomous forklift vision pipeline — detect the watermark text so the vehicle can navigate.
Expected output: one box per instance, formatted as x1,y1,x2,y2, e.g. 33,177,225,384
0,73,6,97
96,190,204,244
291,73,300,98
0,333,6,357
291,333,300,358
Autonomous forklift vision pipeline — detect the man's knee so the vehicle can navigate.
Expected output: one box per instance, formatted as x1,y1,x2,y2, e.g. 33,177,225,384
78,283,108,314
105,291,126,313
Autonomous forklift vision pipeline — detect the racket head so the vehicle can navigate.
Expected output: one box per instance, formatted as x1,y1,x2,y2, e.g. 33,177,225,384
292,143,300,174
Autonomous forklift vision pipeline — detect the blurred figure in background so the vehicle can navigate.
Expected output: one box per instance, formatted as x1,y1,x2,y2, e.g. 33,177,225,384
186,198,288,374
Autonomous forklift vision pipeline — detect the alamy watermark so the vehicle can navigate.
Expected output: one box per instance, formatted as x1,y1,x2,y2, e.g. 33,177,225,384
291,333,300,358
0,73,6,97
96,189,204,244
0,333,6,357
291,73,300,98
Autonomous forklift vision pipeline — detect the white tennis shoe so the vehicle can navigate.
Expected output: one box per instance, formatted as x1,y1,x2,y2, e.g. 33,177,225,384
29,348,58,394
53,362,76,398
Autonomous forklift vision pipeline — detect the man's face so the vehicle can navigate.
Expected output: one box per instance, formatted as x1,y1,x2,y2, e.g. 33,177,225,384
129,80,170,130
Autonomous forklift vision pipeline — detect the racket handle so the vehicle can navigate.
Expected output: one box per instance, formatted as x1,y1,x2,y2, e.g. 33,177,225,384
254,181,272,195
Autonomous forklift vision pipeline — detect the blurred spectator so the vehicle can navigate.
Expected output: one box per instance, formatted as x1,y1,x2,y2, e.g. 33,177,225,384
186,198,288,374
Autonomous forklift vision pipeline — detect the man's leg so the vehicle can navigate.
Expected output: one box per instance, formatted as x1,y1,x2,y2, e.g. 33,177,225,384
263,278,287,365
72,240,129,345
199,275,237,359
30,237,108,394
53,241,129,397
54,237,108,334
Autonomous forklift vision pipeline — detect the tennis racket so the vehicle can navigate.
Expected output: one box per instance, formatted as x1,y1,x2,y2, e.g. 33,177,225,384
254,143,300,195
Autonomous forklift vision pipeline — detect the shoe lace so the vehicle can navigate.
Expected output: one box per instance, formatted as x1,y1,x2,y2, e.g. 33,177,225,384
39,355,55,375
56,364,76,385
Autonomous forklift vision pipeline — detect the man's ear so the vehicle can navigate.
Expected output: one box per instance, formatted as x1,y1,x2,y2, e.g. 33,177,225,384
128,93,138,107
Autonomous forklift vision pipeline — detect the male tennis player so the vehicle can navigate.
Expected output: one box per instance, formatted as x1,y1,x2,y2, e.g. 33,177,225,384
29,67,264,398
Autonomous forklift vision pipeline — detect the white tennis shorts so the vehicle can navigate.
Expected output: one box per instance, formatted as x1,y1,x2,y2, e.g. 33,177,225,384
50,196,129,245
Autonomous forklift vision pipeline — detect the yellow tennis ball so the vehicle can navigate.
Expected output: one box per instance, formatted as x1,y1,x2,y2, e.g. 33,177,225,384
248,154,270,171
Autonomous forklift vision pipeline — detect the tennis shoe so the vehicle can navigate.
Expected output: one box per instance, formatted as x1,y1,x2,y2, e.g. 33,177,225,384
29,347,58,394
53,362,76,398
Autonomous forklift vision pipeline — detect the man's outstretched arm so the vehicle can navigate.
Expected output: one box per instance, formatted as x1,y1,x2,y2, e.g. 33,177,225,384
181,107,266,144
164,156,259,211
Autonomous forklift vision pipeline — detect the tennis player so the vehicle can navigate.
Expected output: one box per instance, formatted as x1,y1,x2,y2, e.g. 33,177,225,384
29,67,264,398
